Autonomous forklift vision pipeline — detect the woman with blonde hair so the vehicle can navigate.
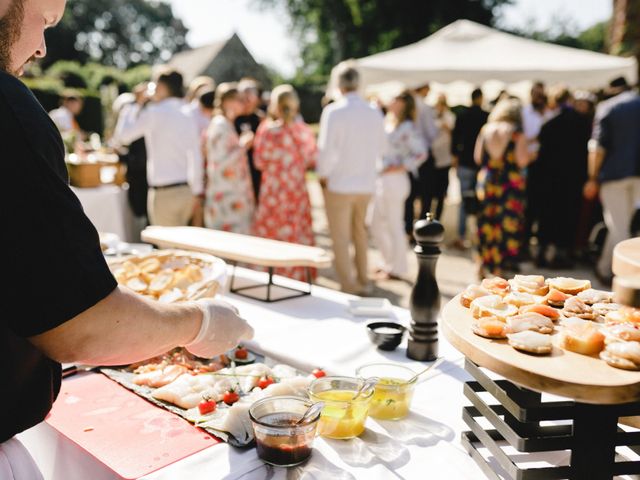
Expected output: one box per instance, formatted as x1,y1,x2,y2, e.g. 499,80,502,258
252,84,317,280
204,82,255,233
431,93,455,220
474,98,530,277
371,89,426,280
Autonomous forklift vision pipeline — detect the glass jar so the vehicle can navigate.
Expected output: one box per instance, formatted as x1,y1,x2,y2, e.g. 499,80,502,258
356,363,417,420
308,376,374,439
249,396,320,467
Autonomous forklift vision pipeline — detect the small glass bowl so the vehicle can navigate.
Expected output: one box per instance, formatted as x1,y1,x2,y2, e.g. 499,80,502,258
248,396,320,467
355,363,417,420
308,376,374,439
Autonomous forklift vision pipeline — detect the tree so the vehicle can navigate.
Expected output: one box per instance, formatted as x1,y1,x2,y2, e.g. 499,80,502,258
611,0,640,79
508,15,609,54
255,0,513,80
43,0,188,70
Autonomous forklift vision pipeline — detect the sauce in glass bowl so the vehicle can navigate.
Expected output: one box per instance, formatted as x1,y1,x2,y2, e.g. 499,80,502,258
308,377,375,439
249,397,320,467
356,364,417,420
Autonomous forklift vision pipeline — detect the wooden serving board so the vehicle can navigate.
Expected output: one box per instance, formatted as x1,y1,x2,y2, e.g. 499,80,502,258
613,237,640,277
141,226,332,269
442,295,640,404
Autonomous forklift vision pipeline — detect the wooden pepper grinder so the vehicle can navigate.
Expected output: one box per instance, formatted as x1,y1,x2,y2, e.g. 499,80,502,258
407,213,444,361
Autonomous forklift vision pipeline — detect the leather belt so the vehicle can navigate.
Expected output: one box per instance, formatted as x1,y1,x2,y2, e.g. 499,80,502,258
149,182,188,190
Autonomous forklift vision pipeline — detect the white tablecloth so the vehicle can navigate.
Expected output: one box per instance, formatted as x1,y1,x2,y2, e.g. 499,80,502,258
72,185,136,242
18,268,483,480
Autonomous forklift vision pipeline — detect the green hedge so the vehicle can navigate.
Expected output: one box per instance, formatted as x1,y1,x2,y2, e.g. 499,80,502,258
22,60,153,136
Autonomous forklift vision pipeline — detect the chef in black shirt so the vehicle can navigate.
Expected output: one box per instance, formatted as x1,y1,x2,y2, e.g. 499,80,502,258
0,1,253,477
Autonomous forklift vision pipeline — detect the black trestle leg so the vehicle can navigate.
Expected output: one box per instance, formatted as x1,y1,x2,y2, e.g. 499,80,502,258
570,404,618,480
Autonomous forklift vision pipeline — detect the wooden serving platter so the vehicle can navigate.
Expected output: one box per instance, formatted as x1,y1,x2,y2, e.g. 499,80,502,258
442,295,640,404
613,237,640,277
141,226,332,269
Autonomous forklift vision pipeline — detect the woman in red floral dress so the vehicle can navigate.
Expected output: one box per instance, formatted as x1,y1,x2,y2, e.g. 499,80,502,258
252,85,317,280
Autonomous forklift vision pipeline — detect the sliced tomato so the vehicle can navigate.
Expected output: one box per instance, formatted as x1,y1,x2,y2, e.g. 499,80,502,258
223,389,239,405
312,368,326,378
234,346,248,360
257,375,275,389
198,399,217,415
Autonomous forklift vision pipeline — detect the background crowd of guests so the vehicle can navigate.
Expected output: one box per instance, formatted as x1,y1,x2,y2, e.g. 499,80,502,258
52,65,640,292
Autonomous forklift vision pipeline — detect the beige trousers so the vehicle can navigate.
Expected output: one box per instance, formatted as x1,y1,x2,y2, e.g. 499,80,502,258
147,185,193,226
323,189,371,293
598,176,640,277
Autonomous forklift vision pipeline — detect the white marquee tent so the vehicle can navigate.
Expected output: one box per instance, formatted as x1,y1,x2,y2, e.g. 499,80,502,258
328,19,638,104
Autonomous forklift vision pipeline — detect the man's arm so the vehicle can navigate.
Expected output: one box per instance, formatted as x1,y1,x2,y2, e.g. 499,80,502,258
186,117,205,223
316,107,339,185
112,104,150,147
588,144,606,180
584,143,606,200
584,107,610,199
29,287,253,365
423,105,439,146
29,287,201,365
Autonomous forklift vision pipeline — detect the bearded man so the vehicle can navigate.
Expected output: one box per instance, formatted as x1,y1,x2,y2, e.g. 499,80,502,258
0,1,253,477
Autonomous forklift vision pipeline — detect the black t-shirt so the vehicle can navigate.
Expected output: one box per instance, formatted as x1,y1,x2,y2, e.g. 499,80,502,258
451,105,489,170
0,72,117,442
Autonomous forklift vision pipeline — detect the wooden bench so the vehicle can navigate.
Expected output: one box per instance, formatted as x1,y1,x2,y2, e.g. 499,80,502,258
141,226,332,302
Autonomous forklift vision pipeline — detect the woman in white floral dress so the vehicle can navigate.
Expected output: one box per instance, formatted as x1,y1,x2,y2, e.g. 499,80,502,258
204,83,255,233
371,90,426,279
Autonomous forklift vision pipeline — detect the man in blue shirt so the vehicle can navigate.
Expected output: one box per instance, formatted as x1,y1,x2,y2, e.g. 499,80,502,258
585,77,640,283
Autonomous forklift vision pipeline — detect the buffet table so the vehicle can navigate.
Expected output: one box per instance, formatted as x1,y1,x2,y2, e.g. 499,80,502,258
17,268,484,480
72,185,136,242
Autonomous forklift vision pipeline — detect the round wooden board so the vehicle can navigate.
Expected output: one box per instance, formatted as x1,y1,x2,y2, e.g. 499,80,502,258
442,295,640,404
613,237,640,277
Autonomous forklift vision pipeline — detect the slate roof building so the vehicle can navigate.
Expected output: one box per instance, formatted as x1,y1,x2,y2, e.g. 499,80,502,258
167,33,271,88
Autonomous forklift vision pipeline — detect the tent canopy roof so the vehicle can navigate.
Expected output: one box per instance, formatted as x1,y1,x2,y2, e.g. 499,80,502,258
331,20,637,95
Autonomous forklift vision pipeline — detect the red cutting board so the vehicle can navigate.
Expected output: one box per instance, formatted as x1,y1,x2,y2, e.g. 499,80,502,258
46,372,220,479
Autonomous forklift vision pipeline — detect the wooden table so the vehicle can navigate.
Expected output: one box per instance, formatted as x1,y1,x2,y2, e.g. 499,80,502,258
141,226,332,302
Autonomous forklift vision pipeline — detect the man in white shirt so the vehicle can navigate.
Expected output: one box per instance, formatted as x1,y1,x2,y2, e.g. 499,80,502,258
113,69,204,227
406,83,438,235
317,66,386,294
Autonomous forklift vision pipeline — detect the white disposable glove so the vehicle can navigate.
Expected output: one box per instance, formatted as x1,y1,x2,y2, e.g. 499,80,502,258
183,298,254,358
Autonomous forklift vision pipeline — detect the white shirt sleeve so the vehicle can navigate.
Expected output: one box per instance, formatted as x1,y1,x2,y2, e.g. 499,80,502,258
113,104,150,147
49,108,73,131
316,106,340,178
422,104,438,146
186,117,204,196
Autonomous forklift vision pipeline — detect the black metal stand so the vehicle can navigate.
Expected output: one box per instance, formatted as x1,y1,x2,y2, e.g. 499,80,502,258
228,263,312,302
461,359,640,480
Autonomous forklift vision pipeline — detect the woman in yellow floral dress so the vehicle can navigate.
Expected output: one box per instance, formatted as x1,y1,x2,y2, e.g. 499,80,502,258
474,99,531,277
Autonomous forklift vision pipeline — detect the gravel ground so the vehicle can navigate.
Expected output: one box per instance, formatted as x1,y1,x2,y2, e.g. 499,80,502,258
306,173,606,308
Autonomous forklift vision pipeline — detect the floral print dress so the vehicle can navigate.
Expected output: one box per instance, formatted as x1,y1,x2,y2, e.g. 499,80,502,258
476,131,526,274
252,119,317,280
204,115,255,233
